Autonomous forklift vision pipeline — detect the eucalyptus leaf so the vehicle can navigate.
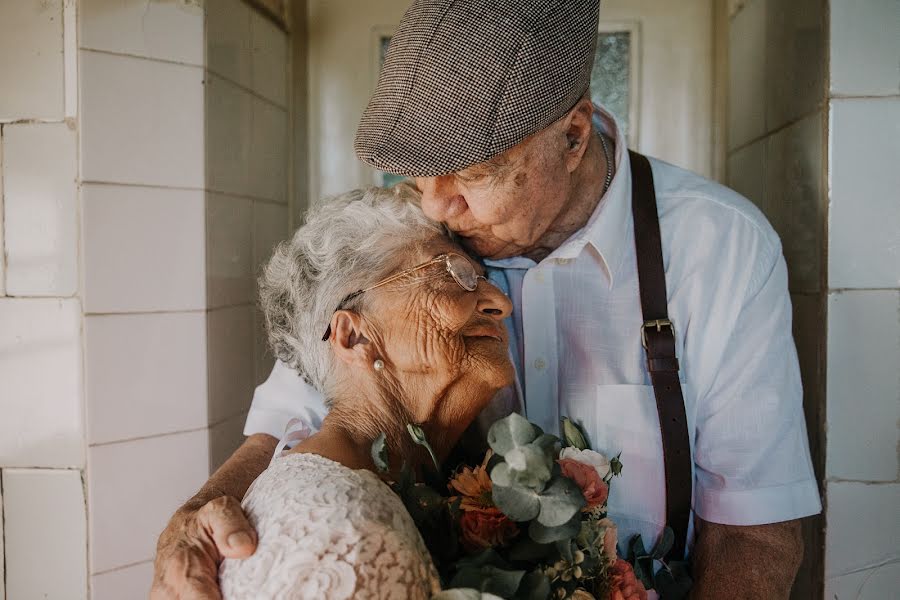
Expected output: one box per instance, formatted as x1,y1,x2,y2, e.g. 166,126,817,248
492,483,541,522
651,527,675,560
555,539,574,564
449,566,525,599
654,568,692,600
535,476,586,527
504,445,552,488
636,556,654,588
370,432,389,472
487,413,537,456
528,512,582,544
628,535,647,561
432,590,483,600
490,462,514,488
508,538,553,562
561,418,589,450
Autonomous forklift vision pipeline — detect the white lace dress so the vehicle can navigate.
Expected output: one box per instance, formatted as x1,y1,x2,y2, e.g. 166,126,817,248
219,452,442,599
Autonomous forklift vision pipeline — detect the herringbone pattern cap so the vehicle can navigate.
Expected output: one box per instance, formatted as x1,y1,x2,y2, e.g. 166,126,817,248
355,0,602,177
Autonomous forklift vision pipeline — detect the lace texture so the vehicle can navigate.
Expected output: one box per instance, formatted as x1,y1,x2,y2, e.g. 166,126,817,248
220,452,441,599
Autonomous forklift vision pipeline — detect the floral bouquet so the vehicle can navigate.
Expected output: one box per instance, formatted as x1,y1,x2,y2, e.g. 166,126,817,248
372,413,691,600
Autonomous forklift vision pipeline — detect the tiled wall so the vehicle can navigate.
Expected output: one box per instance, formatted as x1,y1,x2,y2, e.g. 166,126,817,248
0,2,87,599
728,0,900,598
725,0,827,596
1,1,292,597
823,1,900,597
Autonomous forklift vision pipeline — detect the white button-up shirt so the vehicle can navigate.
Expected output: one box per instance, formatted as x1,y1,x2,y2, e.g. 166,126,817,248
244,108,821,556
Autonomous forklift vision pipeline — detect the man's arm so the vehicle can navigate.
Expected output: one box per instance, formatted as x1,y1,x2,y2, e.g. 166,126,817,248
690,518,803,599
151,433,277,600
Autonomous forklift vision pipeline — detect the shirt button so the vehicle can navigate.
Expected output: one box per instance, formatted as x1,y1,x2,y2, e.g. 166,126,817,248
554,258,572,265
534,271,545,283
533,358,546,370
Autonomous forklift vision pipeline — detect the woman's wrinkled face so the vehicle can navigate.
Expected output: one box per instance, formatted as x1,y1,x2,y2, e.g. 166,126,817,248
361,238,514,414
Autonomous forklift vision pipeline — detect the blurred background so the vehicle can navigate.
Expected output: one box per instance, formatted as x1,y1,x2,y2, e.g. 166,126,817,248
0,0,896,597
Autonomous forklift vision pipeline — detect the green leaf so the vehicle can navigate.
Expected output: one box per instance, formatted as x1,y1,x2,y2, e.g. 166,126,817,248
432,590,482,600
370,432,389,472
561,418,589,450
508,538,553,562
532,433,560,454
654,563,692,600
487,413,537,456
449,566,525,599
628,535,647,561
492,483,541,522
536,476,586,527
528,512,582,544
651,527,675,560
555,539,574,564
504,445,552,488
609,453,623,477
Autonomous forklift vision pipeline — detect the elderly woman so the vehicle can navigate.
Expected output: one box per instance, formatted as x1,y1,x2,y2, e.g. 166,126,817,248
218,184,513,599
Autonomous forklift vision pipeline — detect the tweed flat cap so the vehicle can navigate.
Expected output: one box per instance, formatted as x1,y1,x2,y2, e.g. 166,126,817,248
355,0,602,177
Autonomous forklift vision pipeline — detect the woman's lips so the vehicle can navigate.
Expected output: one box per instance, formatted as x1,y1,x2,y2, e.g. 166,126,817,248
462,325,506,343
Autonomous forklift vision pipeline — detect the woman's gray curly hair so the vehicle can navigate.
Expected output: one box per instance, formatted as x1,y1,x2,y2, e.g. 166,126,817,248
259,183,446,398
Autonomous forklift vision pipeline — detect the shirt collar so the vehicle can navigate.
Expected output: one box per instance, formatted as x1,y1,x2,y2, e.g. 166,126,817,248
485,106,632,287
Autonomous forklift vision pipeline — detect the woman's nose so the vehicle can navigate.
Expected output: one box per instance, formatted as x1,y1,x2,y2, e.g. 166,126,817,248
416,176,468,221
476,279,513,319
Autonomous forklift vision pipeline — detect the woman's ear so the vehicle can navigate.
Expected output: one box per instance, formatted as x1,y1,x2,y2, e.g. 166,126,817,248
329,310,376,367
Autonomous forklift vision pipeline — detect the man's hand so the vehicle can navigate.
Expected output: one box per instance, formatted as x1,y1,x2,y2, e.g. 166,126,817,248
151,433,278,599
691,517,803,599
151,496,257,599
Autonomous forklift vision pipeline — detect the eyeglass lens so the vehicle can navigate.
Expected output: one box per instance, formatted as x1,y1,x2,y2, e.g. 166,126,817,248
446,254,480,291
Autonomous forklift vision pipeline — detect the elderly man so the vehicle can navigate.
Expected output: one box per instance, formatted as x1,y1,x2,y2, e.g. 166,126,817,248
153,1,821,598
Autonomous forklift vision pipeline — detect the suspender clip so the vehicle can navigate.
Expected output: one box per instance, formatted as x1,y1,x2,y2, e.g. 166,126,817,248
641,318,675,349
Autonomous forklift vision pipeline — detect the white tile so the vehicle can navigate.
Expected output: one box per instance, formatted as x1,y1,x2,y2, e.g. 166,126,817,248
253,201,289,270
88,430,210,573
207,193,254,308
250,12,288,106
249,99,288,203
80,0,204,65
91,561,154,600
726,139,766,211
206,75,253,197
0,1,64,120
828,98,900,289
830,0,900,97
82,184,205,313
207,305,256,425
209,411,248,473
727,0,766,150
825,561,900,600
80,50,204,188
85,312,208,445
825,482,900,578
207,0,253,89
2,122,78,296
826,291,900,481
2,469,87,599
0,298,84,468
0,472,4,600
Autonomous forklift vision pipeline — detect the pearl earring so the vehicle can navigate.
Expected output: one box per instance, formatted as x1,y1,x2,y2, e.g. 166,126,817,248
373,359,385,372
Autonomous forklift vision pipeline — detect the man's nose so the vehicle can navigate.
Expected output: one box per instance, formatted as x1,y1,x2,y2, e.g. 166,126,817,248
416,176,468,221
477,280,513,320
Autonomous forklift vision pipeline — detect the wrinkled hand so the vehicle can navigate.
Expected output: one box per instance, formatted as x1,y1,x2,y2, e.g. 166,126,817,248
151,496,257,600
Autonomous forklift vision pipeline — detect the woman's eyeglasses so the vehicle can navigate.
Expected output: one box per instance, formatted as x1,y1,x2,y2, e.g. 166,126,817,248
322,253,486,341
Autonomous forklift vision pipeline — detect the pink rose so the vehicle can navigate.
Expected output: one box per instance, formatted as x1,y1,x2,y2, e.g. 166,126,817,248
558,458,609,509
597,518,618,562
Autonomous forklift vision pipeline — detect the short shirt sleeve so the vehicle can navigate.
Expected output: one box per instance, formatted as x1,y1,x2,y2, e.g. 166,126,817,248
687,217,821,526
243,360,328,439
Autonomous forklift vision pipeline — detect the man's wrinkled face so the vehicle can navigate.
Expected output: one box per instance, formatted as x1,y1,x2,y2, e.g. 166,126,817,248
414,126,573,260
361,238,514,421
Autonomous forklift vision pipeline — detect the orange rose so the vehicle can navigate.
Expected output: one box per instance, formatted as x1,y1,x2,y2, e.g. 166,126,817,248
558,458,609,509
607,559,648,600
459,507,519,551
449,451,495,512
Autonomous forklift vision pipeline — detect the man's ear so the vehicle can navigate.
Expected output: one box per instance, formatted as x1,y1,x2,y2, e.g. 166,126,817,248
329,310,376,367
562,96,594,173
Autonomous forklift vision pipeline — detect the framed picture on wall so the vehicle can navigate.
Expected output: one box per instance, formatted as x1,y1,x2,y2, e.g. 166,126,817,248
371,26,407,187
591,21,641,148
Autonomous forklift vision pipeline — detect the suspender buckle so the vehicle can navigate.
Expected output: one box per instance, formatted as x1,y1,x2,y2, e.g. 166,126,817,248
641,318,675,349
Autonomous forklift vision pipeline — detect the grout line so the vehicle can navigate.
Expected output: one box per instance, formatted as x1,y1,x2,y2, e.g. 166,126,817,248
828,287,900,293
78,47,203,70
85,302,255,318
829,93,900,100
204,68,288,111
89,426,210,448
1,469,6,597
80,180,288,206
92,558,153,577
823,478,899,486
726,105,826,155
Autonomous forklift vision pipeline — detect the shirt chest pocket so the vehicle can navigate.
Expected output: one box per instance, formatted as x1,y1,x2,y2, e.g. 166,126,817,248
564,384,691,524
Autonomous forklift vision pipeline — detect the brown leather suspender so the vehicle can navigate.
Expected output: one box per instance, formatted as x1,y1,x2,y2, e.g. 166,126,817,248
629,150,692,560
